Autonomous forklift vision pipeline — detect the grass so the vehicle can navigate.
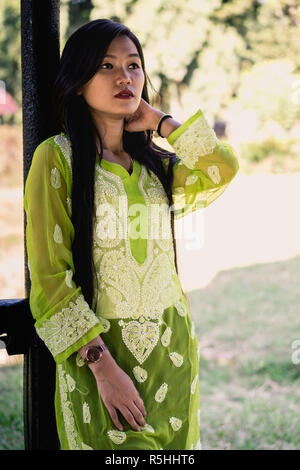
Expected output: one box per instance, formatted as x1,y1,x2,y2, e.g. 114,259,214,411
1,255,300,450
188,253,300,450
0,364,24,450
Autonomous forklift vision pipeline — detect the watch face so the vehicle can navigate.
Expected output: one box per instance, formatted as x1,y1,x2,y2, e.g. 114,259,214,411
86,347,101,363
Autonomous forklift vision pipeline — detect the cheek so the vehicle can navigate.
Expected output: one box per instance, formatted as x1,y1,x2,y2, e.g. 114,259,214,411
137,72,145,91
83,79,108,105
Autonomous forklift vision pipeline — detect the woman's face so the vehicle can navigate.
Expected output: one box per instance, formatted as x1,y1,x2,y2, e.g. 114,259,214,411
77,35,145,120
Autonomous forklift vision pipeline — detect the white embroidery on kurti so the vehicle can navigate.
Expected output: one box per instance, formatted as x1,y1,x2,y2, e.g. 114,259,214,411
169,352,184,367
207,165,221,184
52,133,187,366
50,167,62,189
121,320,160,365
66,197,72,216
133,365,148,383
83,402,91,424
53,224,63,244
186,174,199,185
76,353,85,367
54,134,72,172
107,430,127,445
140,423,155,433
154,383,168,403
36,294,100,358
191,374,198,394
175,299,188,317
66,374,76,392
161,326,172,347
65,269,73,288
169,417,182,431
171,113,218,169
81,442,93,450
57,364,81,450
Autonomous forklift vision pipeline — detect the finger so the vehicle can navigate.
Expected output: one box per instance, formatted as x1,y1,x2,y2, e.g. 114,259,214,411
133,394,147,418
129,401,147,427
118,405,141,432
107,405,123,432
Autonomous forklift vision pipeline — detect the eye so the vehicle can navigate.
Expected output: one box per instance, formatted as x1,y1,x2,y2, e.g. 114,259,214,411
129,62,140,69
100,62,113,69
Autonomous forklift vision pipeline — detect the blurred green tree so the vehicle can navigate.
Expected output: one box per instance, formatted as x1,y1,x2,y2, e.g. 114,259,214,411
0,0,21,123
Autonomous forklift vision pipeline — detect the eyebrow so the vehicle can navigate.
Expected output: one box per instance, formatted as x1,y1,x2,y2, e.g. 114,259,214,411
103,53,141,59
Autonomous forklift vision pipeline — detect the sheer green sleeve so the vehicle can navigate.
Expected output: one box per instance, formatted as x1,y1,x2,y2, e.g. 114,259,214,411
24,138,105,364
162,108,239,219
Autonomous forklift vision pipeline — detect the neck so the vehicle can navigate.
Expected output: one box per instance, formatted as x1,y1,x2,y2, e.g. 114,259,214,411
91,110,125,156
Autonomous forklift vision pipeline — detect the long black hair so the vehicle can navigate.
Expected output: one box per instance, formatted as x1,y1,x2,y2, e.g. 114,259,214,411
52,18,179,309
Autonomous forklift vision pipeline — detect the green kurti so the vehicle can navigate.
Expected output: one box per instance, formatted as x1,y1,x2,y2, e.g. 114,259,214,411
24,108,239,450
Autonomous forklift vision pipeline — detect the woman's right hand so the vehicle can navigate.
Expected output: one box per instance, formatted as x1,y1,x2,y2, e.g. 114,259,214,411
89,352,147,432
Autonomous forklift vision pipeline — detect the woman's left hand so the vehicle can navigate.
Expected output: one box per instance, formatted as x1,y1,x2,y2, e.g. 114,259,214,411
124,98,164,133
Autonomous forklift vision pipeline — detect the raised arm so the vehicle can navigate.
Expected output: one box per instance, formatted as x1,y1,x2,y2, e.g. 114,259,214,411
160,109,239,219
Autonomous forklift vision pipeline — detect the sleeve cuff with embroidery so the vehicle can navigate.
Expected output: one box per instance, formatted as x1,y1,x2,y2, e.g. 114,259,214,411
165,108,239,219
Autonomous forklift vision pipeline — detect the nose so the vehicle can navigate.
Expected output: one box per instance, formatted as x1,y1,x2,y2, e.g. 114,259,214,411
117,66,132,84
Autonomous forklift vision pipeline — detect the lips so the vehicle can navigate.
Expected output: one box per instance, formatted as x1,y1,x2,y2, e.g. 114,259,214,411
115,89,134,97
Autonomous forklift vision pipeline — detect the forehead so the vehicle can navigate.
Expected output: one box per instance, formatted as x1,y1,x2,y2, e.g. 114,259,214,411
105,35,140,57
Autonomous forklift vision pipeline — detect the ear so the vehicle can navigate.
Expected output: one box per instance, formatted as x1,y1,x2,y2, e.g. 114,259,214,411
76,88,82,95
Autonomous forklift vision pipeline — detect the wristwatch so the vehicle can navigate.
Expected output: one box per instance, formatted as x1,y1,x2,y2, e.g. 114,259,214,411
84,344,106,364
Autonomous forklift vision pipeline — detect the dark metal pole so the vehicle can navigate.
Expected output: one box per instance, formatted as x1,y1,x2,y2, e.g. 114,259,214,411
21,0,61,450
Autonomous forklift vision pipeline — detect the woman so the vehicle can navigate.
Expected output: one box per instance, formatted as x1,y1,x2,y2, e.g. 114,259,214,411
24,18,239,450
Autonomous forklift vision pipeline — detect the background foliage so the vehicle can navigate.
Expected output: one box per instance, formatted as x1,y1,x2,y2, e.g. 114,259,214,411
1,0,300,171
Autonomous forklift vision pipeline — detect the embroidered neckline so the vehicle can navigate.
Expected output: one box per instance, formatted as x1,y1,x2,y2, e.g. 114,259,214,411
97,153,139,179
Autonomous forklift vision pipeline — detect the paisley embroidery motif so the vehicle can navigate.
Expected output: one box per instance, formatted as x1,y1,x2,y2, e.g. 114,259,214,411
66,374,76,392
175,299,188,317
207,165,221,185
65,269,73,288
155,383,168,403
50,167,61,189
83,402,91,424
140,423,155,433
76,353,85,368
133,365,148,383
186,174,199,185
169,352,184,367
53,224,63,244
107,430,127,445
169,417,182,431
161,326,172,347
